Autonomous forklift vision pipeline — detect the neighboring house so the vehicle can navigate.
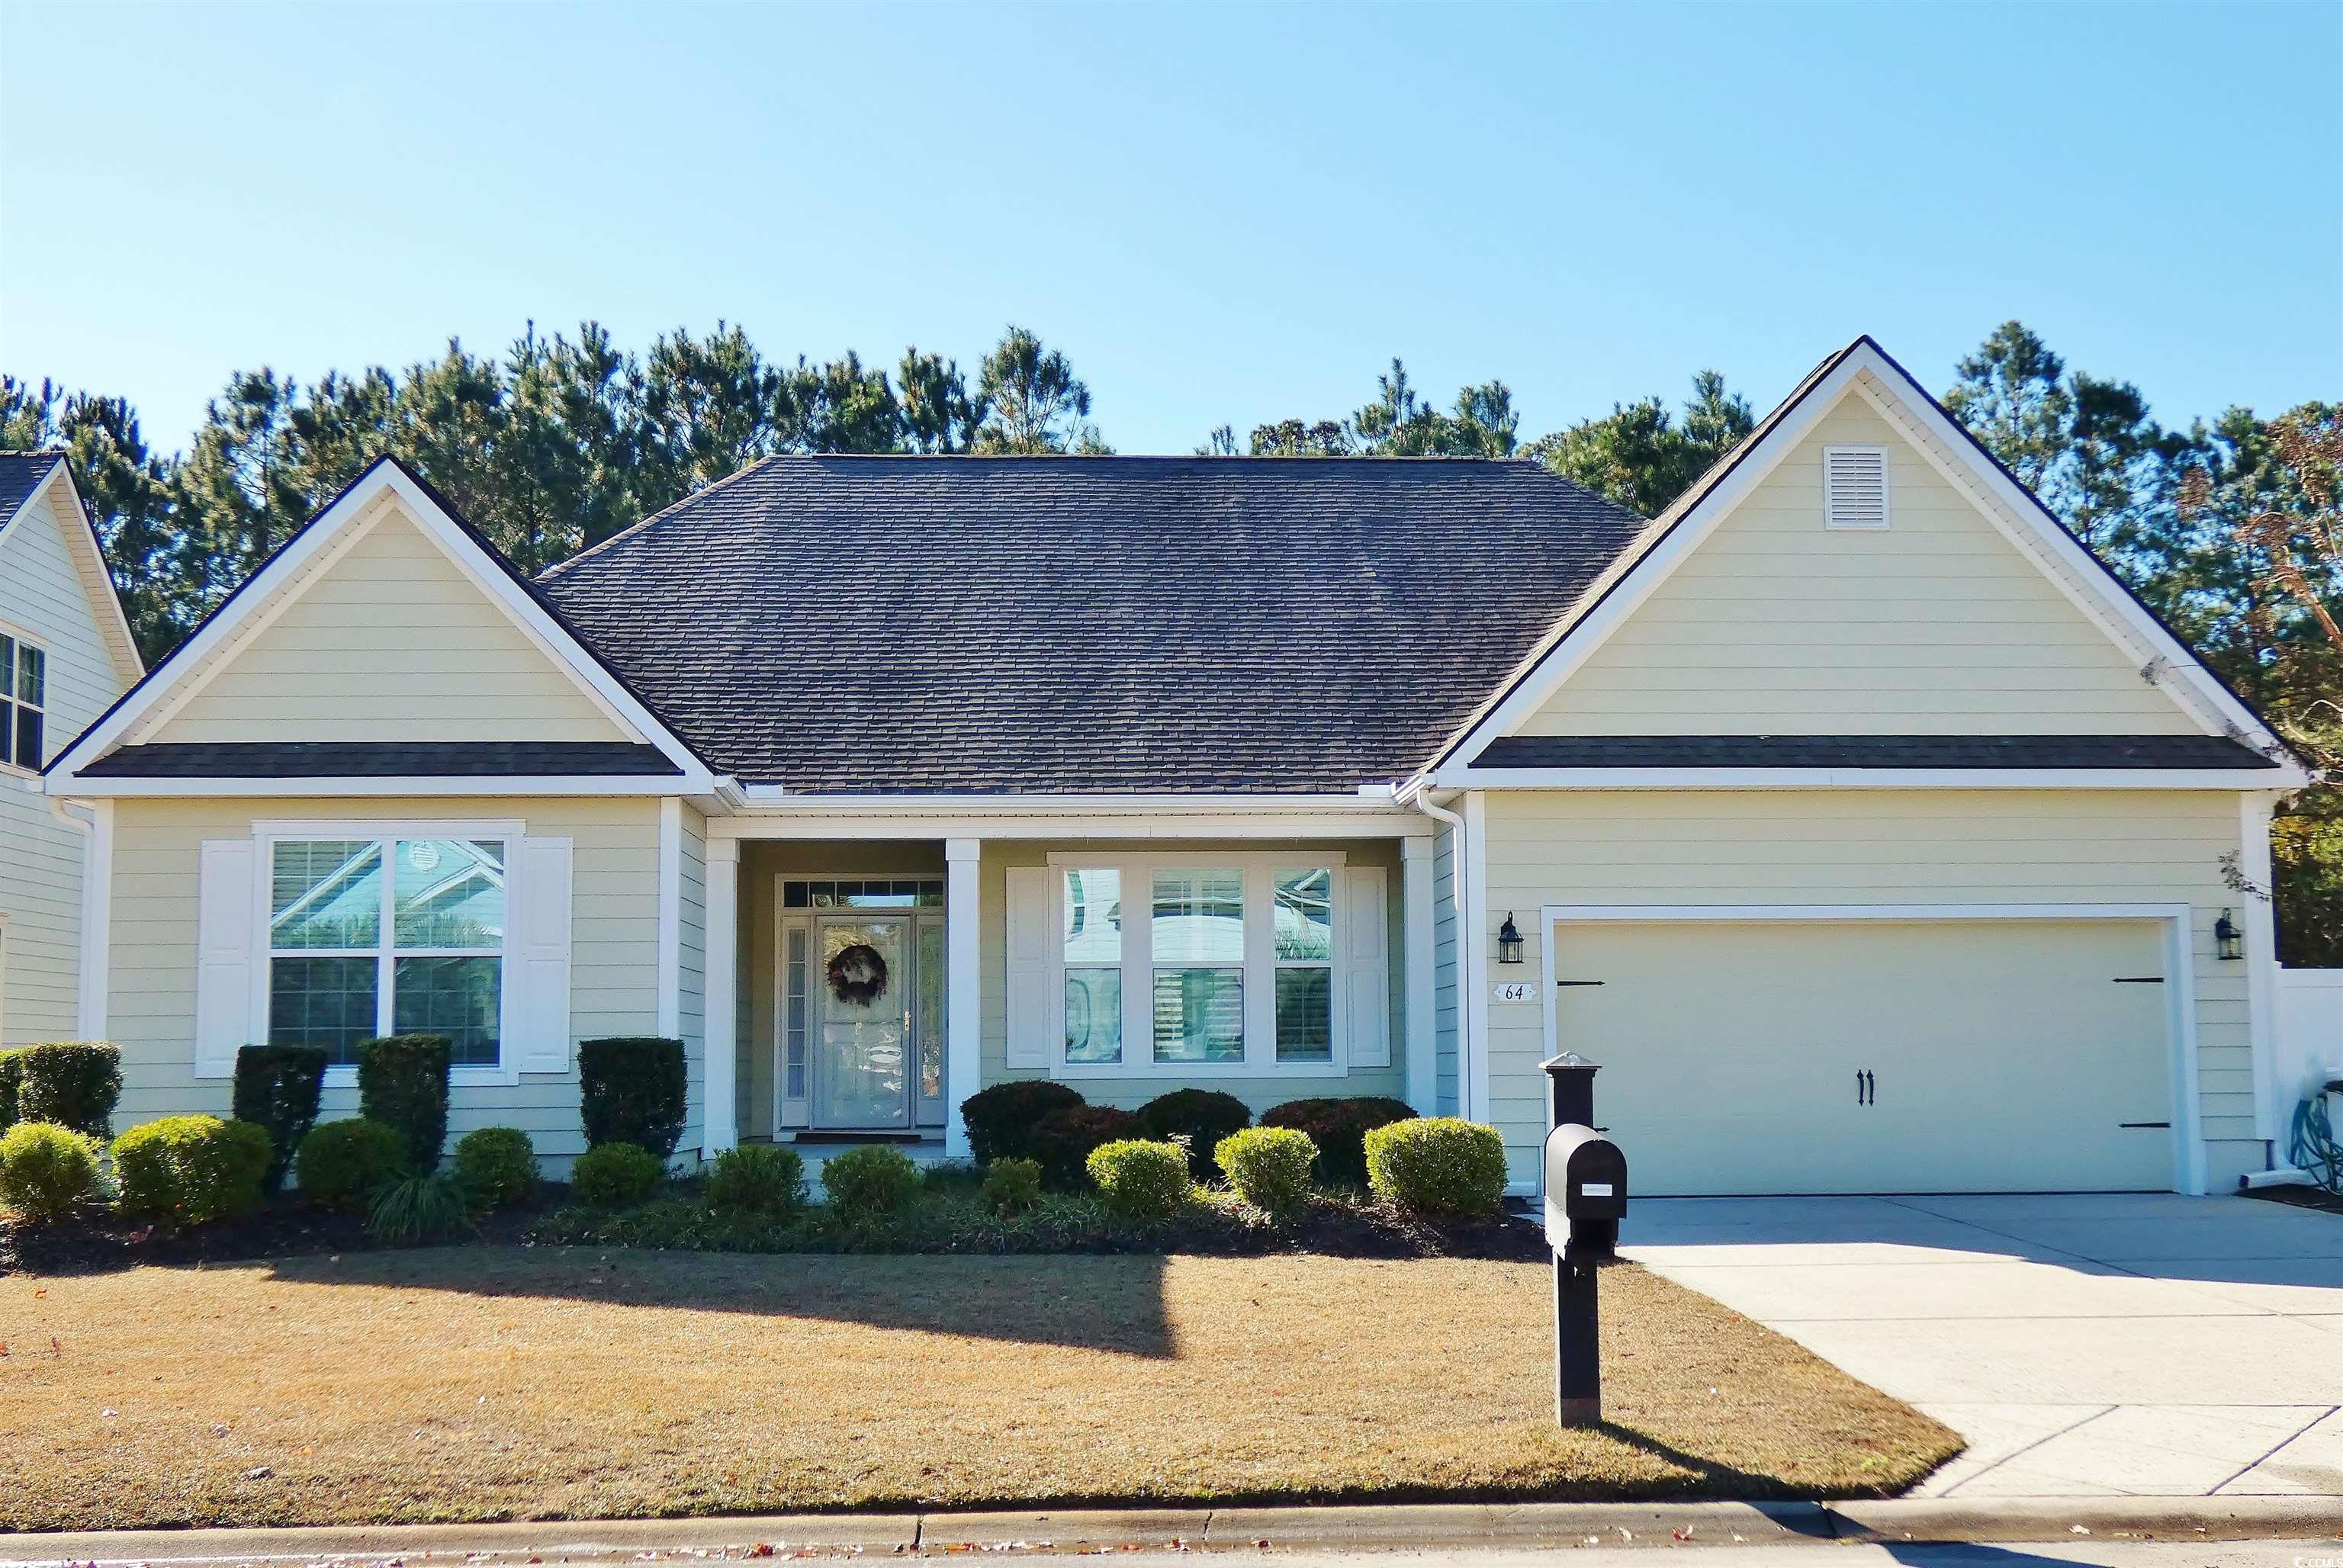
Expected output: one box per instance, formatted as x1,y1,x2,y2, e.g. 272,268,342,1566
0,453,143,1051
37,339,2312,1195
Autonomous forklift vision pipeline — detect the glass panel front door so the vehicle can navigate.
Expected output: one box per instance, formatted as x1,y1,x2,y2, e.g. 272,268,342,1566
813,916,912,1129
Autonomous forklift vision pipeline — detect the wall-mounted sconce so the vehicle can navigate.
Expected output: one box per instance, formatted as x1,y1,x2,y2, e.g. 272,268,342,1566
2214,908,2243,961
1497,912,1525,966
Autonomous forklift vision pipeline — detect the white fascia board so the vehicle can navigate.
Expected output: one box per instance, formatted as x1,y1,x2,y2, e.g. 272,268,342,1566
40,773,700,798
728,787,1410,814
1430,763,2311,792
709,795,1432,840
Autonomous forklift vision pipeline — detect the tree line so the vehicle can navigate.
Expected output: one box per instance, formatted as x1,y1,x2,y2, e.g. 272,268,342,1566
6,318,2335,956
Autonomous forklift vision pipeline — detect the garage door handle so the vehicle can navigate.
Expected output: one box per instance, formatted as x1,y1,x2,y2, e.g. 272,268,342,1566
1856,1068,1875,1107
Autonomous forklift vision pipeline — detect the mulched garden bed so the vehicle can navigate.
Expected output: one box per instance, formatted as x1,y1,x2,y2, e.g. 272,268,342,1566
0,1190,561,1277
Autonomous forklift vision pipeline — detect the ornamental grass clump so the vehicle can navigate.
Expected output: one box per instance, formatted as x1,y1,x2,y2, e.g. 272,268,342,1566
357,1035,452,1172
111,1115,272,1228
572,1142,662,1208
1215,1125,1317,1214
452,1126,539,1210
295,1117,407,1210
1364,1117,1509,1216
1086,1139,1191,1220
14,1042,123,1139
822,1145,920,1219
368,1172,477,1242
706,1144,806,1217
232,1044,327,1195
0,1122,102,1224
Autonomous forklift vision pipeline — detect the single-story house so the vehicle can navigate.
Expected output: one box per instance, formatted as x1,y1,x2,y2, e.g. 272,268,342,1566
36,338,2312,1196
0,451,143,1047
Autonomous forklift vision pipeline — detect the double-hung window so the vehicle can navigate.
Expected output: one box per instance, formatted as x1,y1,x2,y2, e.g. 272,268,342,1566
1049,853,1368,1078
0,633,46,771
268,836,508,1069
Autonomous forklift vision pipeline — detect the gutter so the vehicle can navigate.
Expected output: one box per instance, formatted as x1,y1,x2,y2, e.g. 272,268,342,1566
40,784,109,1039
1395,776,1474,1120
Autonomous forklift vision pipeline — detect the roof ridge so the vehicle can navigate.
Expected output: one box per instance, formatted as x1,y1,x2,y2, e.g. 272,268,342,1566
538,452,780,580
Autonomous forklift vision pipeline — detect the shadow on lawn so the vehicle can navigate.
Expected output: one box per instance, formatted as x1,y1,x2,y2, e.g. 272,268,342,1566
264,1243,1181,1357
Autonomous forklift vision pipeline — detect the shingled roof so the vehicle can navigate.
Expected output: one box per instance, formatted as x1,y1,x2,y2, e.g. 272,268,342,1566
538,456,1650,792
0,451,63,528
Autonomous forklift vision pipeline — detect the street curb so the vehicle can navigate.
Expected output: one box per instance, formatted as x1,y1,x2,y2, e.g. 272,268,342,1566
2,1496,2338,1562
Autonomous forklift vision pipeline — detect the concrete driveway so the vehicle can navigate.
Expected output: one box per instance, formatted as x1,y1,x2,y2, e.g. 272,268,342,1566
1620,1192,2343,1499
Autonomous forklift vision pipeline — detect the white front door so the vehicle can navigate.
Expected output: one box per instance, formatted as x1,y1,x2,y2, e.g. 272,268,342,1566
812,915,914,1129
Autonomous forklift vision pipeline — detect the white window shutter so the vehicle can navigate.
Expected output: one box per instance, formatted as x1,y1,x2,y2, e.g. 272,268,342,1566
1344,866,1390,1068
511,836,573,1075
1004,865,1049,1069
194,838,259,1079
1824,445,1890,529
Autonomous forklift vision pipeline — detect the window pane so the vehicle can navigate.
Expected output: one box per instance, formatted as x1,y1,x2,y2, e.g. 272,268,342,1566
0,635,12,699
394,955,502,1068
394,839,505,949
1276,968,1332,1063
17,644,42,708
785,927,808,1100
270,956,378,1068
918,921,944,1100
1063,869,1121,962
1153,968,1243,1063
272,840,383,950
1152,869,1244,962
1064,967,1123,1063
12,705,37,770
0,699,14,767
1273,869,1333,961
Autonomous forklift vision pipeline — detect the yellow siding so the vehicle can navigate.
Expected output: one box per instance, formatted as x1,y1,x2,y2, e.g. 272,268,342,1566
1475,788,2254,1188
152,502,628,745
1521,385,2203,736
106,795,661,1160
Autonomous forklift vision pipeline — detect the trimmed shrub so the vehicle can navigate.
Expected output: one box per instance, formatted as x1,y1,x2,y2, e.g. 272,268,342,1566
0,1122,102,1223
112,1115,272,1227
1216,1125,1317,1214
233,1044,328,1195
980,1155,1043,1215
1262,1096,1417,1187
821,1144,920,1218
368,1173,477,1242
1364,1117,1509,1216
452,1126,539,1210
296,1117,407,1210
15,1042,122,1139
572,1141,662,1208
579,1037,687,1161
1030,1104,1139,1190
1086,1139,1191,1219
0,1049,21,1131
1134,1088,1251,1181
357,1035,452,1172
959,1079,1085,1165
706,1145,806,1216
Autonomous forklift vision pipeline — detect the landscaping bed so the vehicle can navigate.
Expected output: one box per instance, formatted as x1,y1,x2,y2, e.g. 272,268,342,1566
0,1248,1960,1530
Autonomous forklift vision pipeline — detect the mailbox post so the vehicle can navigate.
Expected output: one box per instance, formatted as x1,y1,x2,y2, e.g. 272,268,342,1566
1541,1052,1626,1425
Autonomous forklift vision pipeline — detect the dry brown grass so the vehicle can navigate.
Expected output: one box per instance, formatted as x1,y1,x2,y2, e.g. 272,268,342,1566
0,1248,1957,1530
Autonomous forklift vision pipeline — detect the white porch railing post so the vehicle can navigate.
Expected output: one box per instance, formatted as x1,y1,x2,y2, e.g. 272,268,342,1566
702,837,740,1160
944,837,982,1158
1403,835,1436,1114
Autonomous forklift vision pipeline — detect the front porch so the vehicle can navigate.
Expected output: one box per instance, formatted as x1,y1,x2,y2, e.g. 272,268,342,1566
693,817,1443,1162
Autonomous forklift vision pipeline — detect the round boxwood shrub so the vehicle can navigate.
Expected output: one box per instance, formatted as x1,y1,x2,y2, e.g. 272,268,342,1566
959,1080,1086,1165
0,1121,102,1223
1364,1117,1509,1216
1261,1096,1417,1187
296,1117,407,1210
112,1115,272,1228
1216,1125,1317,1214
980,1155,1043,1214
572,1141,662,1208
1030,1104,1139,1190
706,1144,806,1216
578,1037,687,1162
15,1042,123,1139
357,1034,452,1173
1086,1139,1191,1219
452,1126,540,1210
1134,1088,1251,1181
821,1144,920,1218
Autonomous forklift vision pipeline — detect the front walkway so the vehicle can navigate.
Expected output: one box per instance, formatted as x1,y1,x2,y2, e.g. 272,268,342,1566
1621,1193,2343,1499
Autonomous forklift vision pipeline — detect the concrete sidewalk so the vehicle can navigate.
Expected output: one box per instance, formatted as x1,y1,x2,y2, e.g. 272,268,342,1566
1621,1192,2343,1499
4,1497,2341,1563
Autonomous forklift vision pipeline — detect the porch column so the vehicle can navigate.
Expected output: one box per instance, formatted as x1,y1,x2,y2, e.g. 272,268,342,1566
944,837,982,1158
701,836,740,1160
1403,835,1437,1114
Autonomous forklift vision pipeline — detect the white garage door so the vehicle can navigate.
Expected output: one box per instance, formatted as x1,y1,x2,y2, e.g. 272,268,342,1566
1549,917,2176,1195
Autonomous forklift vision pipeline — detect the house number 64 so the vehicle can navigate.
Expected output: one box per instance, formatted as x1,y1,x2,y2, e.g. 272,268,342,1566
1492,982,1535,1002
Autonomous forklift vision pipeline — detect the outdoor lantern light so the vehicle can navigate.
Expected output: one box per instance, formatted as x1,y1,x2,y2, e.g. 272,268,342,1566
2215,909,2244,961
1497,913,1525,966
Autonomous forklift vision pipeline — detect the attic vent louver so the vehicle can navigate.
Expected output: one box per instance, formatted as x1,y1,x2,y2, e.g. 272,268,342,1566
1823,445,1890,530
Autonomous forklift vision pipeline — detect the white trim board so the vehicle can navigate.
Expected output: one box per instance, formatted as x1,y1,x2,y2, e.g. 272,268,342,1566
1432,766,2296,792
1534,901,2210,1197
0,458,143,689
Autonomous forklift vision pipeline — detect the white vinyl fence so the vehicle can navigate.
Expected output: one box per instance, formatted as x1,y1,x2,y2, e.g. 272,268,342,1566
2277,969,2343,1111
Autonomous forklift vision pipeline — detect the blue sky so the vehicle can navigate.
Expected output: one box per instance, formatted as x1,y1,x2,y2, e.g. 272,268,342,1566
2,2,2336,458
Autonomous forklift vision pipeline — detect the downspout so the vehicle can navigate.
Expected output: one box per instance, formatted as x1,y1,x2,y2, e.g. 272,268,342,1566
1396,777,1474,1121
42,787,108,1039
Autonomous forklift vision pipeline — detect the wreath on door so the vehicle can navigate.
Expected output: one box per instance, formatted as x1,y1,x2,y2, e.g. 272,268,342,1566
826,942,890,1006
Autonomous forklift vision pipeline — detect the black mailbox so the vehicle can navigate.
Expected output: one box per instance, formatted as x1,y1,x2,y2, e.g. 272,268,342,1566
1540,1052,1628,1425
1543,1123,1628,1254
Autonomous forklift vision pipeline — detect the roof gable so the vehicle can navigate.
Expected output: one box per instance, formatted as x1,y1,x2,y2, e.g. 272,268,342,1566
0,453,142,688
